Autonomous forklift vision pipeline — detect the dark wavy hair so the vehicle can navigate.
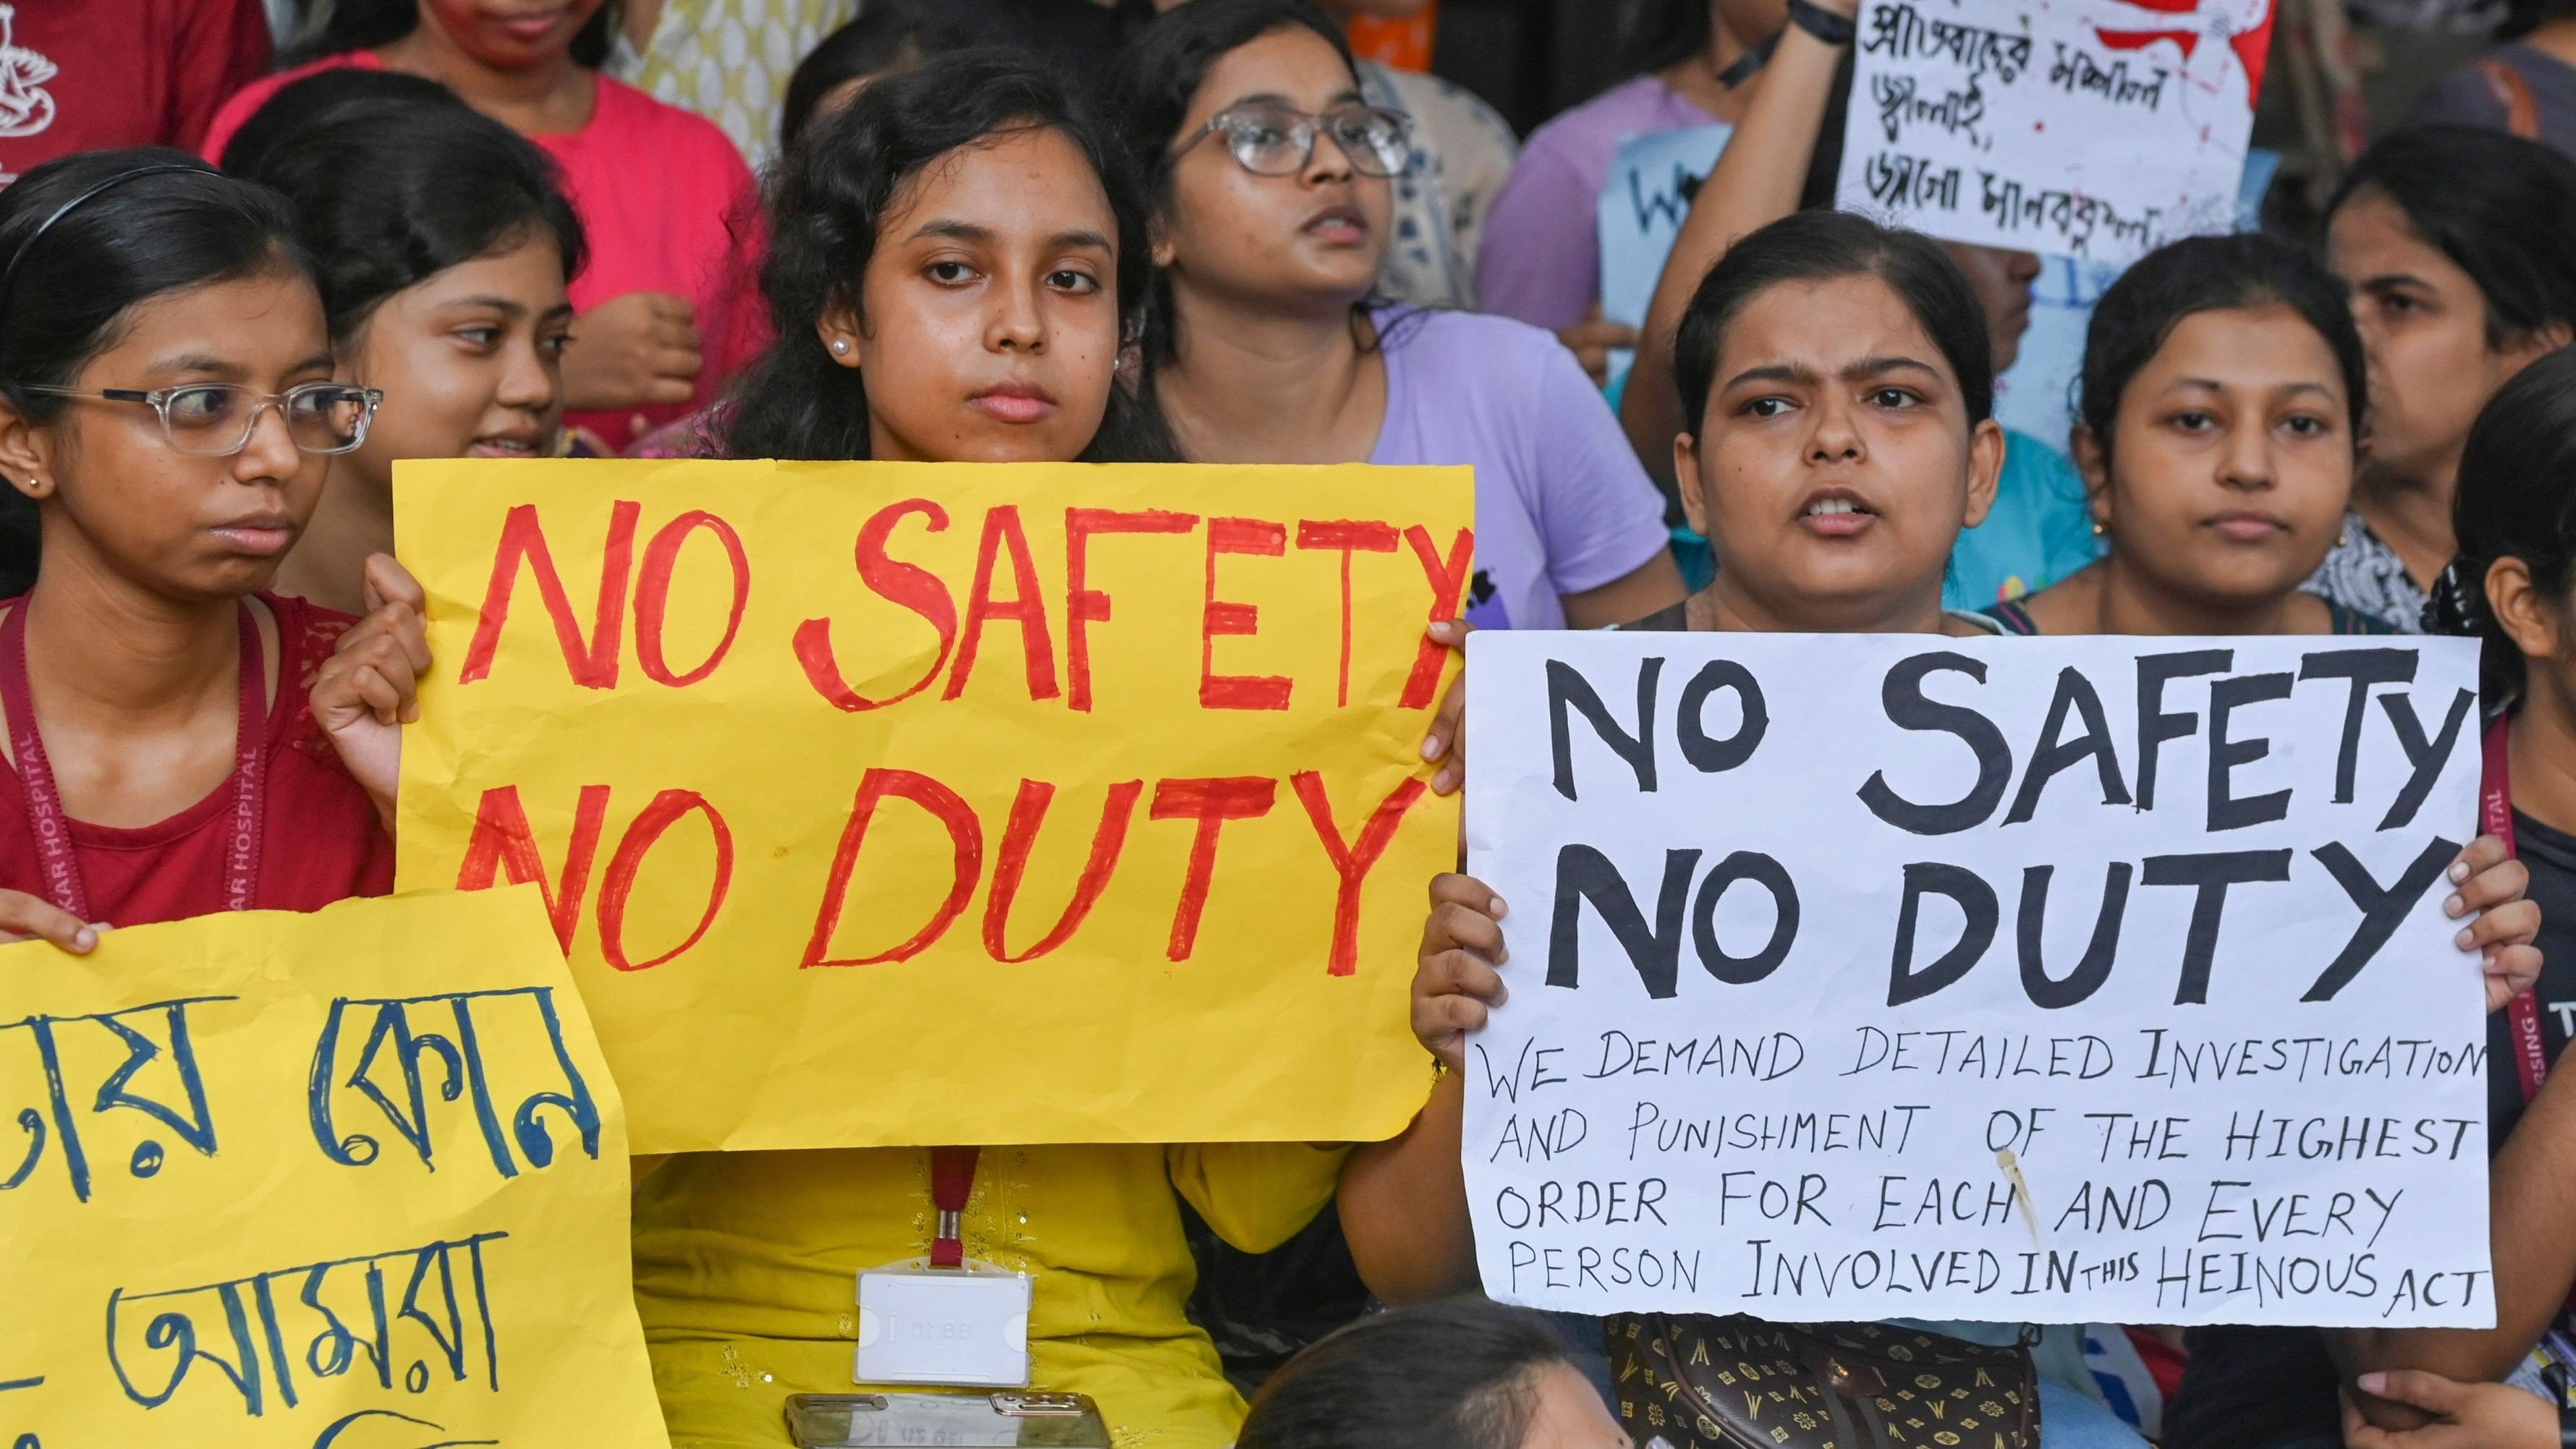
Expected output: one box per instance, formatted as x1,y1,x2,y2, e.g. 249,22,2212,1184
1103,0,1363,370
224,76,586,345
719,48,1170,463
1672,209,1994,436
2428,346,2576,705
2077,232,2368,465
2329,127,2576,354
1236,1299,1575,1449
0,150,318,595
287,0,624,68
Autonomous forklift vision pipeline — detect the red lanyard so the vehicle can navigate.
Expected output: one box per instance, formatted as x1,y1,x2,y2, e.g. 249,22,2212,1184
2488,716,2576,1325
930,1147,980,1269
0,598,268,919
2486,717,2553,1105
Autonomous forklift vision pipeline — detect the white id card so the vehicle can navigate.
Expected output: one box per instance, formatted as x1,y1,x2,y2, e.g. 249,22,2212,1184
856,1263,1033,1388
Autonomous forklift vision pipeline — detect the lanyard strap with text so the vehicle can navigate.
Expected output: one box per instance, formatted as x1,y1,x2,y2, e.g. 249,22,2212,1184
2488,717,2576,1328
0,598,268,919
2486,716,2552,1105
930,1146,980,1269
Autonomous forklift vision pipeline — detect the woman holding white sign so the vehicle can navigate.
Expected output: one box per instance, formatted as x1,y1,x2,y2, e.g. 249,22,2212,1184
1351,209,2147,1449
1342,209,2541,1449
1604,0,2100,613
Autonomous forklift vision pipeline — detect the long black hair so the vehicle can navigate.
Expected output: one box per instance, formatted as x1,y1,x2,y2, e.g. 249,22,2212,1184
719,48,1169,464
1103,0,1364,370
1672,209,1994,435
1236,1299,1575,1449
287,0,624,68
2077,233,2368,465
0,150,318,594
2329,127,2576,353
224,76,586,345
2428,346,2576,706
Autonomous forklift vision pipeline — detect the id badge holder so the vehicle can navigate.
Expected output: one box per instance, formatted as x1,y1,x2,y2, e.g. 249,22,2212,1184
855,1257,1034,1388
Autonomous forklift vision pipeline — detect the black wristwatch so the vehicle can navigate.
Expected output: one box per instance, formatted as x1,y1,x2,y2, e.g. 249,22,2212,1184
1788,0,1859,47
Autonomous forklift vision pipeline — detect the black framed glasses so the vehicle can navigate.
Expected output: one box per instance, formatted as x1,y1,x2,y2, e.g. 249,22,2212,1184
21,382,383,456
1174,101,1414,179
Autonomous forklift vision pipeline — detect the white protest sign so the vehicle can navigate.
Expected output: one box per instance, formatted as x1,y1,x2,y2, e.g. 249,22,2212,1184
1599,125,1735,334
1462,630,2491,1326
1834,0,2276,263
1596,124,1735,395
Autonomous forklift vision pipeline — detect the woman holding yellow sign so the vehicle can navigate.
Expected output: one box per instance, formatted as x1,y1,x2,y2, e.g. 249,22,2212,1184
323,48,1368,1449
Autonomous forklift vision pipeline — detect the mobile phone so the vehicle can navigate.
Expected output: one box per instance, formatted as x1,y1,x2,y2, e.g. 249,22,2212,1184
784,1391,1113,1448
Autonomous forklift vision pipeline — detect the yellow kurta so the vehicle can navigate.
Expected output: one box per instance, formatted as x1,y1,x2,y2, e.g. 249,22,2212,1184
633,1142,1349,1449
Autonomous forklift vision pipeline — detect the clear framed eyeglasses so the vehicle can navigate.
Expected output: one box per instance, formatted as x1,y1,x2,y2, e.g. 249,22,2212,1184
1175,101,1414,179
21,382,384,456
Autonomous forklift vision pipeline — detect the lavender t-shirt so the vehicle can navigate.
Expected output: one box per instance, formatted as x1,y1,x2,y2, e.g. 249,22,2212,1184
1370,307,1672,632
1476,75,1721,331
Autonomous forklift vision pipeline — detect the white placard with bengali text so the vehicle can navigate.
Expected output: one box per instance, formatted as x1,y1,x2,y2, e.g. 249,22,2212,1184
1834,0,2277,263
1462,629,2492,1325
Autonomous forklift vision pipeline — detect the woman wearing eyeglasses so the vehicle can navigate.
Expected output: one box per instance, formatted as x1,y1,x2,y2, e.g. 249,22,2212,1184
1106,0,1685,637
0,150,402,951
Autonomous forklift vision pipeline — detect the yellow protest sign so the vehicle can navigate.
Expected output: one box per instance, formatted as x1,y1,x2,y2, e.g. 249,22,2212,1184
394,459,1469,1154
0,886,668,1448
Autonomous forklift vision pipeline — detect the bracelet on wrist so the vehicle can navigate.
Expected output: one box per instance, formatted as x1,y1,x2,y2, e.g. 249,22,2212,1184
1788,0,1859,46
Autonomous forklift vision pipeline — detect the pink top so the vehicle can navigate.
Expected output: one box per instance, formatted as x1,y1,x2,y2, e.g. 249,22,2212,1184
203,53,768,446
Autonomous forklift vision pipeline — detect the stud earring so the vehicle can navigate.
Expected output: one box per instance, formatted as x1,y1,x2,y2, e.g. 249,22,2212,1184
830,339,850,355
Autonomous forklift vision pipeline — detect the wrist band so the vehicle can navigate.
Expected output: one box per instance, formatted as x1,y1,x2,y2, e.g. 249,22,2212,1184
1789,0,1859,46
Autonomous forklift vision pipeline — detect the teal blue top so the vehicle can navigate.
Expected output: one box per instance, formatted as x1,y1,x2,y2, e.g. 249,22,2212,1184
1944,428,2101,612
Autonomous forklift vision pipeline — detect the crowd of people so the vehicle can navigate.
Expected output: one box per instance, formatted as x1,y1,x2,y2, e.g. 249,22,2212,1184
4,0,2575,1445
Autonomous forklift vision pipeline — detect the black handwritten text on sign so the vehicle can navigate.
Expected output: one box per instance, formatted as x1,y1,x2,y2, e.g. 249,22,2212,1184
1460,631,2490,1327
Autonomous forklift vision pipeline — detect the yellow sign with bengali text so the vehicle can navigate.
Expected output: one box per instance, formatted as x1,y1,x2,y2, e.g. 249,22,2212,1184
0,887,669,1449
394,460,1470,1154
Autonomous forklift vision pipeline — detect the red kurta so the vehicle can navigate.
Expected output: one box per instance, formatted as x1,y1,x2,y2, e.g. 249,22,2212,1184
0,593,392,926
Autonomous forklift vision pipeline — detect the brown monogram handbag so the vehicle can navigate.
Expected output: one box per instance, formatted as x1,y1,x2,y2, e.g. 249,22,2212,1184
1608,1314,2041,1449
